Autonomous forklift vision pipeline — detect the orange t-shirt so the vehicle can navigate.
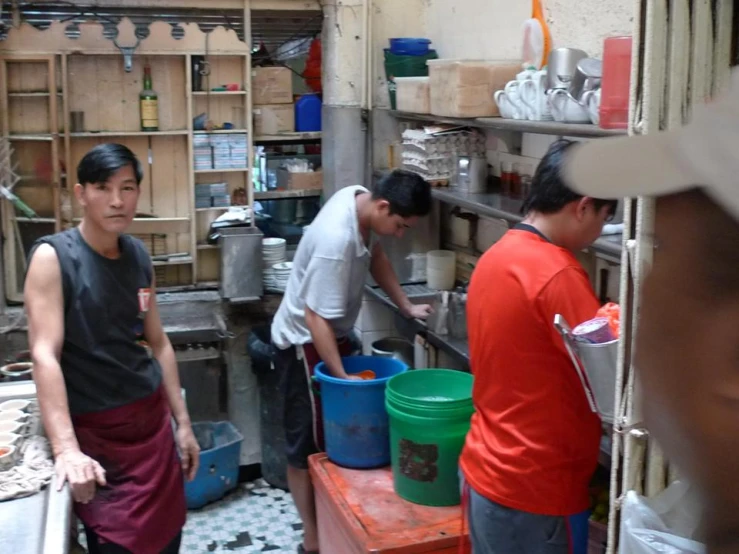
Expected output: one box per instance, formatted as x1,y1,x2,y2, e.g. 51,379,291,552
459,228,602,516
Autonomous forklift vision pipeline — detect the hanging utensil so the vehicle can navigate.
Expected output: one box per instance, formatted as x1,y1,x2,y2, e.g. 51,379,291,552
522,0,553,70
554,314,599,414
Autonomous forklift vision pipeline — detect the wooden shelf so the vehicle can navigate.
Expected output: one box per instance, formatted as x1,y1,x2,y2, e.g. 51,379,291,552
194,168,249,174
192,91,246,96
255,132,321,142
197,243,219,250
193,129,247,135
195,206,232,212
152,256,193,267
254,189,322,200
8,91,62,97
7,133,53,141
15,216,55,223
70,130,189,137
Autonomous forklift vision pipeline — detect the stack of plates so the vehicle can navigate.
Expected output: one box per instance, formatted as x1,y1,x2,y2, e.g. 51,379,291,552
271,262,293,293
263,238,287,290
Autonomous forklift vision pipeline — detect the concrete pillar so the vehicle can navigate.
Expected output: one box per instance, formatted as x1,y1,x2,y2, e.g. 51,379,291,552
321,0,367,197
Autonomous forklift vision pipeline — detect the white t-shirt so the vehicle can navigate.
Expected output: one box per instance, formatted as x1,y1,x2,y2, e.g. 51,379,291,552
271,185,374,349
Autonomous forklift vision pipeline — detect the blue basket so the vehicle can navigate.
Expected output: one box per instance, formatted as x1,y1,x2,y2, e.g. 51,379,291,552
314,356,408,469
389,37,432,56
184,421,243,509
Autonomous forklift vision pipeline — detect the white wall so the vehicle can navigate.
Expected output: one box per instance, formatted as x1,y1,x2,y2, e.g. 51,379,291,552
423,0,634,60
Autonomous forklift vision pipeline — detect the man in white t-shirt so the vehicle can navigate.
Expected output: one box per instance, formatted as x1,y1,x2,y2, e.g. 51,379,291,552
271,169,433,554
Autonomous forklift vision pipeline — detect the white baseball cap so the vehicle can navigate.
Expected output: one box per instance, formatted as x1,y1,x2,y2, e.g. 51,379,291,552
564,66,739,222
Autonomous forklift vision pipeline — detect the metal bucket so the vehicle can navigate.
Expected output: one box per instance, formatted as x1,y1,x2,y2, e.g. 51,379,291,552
371,337,414,369
574,339,618,423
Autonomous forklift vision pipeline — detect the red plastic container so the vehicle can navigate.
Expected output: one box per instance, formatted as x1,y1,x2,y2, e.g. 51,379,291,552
309,453,471,554
599,37,633,130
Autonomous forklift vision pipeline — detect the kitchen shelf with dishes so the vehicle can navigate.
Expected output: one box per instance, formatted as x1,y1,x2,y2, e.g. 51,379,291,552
390,110,625,139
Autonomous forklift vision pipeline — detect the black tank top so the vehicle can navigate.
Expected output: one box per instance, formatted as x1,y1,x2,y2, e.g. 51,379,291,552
30,228,162,415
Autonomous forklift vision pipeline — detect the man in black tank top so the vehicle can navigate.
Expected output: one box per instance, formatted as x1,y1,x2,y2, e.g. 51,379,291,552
24,144,200,554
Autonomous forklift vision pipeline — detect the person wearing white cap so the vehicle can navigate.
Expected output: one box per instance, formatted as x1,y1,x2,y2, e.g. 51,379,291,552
564,67,739,554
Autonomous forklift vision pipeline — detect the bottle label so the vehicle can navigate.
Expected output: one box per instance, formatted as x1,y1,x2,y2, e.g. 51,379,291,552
140,98,158,128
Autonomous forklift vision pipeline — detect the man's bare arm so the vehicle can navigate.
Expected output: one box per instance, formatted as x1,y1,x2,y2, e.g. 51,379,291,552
25,244,105,502
143,273,199,480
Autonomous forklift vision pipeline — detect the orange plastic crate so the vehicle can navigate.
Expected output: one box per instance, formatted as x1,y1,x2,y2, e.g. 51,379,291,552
309,453,471,554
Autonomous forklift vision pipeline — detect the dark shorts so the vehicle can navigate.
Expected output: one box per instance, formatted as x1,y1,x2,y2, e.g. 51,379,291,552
464,479,589,554
275,340,354,469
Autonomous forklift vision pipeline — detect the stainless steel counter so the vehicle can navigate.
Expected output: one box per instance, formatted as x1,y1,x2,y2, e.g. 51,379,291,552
0,382,72,554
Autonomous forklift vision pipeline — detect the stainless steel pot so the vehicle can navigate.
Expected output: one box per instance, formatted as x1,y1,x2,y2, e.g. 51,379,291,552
371,337,414,368
547,47,588,89
569,58,602,101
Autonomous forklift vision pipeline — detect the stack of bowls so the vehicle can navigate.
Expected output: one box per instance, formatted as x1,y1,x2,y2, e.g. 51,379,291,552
271,262,293,293
0,398,33,469
262,238,287,289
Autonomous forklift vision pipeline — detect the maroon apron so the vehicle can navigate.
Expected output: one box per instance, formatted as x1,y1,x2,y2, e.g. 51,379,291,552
72,386,186,554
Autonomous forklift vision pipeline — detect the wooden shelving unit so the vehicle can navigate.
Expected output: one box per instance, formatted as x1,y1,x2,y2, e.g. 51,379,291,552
0,15,259,298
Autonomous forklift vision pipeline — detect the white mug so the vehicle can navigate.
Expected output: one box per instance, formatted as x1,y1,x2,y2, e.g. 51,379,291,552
548,89,591,123
580,89,601,125
519,70,553,121
504,80,527,120
494,90,516,119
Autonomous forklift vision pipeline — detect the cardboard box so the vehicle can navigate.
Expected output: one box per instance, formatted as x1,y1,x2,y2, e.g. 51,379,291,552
253,104,295,135
252,67,293,105
277,168,323,191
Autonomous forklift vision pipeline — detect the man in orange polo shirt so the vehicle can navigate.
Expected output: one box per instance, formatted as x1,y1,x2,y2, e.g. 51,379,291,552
460,139,617,554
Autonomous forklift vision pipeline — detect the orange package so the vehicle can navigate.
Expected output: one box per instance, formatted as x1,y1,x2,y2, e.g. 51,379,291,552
596,302,620,338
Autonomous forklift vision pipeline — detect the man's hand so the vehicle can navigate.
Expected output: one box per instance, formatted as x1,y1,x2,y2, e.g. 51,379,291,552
176,424,200,481
405,303,433,320
55,449,106,504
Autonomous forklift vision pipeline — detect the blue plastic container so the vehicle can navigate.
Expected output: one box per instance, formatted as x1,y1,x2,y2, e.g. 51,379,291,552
184,421,243,509
389,38,432,56
314,356,408,469
295,93,322,132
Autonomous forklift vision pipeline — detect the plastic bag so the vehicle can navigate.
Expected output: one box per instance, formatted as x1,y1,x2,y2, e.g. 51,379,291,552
596,302,621,338
620,480,705,554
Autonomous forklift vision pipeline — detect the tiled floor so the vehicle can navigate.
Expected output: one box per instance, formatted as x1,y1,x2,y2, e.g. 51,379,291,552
181,479,303,553
77,479,303,553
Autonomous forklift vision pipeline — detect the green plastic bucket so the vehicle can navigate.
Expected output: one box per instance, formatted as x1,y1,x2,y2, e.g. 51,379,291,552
385,369,474,507
383,49,438,110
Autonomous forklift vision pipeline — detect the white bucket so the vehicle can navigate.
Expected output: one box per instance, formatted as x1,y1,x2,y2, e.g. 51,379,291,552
426,250,456,290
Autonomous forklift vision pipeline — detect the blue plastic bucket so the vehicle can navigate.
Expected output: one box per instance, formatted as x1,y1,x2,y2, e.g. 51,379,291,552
314,356,408,469
389,37,432,56
295,93,322,132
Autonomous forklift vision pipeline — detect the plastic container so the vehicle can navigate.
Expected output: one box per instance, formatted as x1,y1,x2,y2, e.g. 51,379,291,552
184,421,244,509
384,49,439,110
427,59,520,118
386,369,474,507
295,93,322,132
314,356,408,469
426,250,456,290
599,36,632,130
588,519,608,554
389,38,432,56
394,76,431,114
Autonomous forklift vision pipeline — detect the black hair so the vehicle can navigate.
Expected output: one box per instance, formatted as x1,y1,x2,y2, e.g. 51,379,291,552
372,169,433,218
77,143,144,186
521,139,618,217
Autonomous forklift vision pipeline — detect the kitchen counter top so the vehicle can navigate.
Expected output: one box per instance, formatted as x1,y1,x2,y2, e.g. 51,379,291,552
364,284,470,369
0,382,72,554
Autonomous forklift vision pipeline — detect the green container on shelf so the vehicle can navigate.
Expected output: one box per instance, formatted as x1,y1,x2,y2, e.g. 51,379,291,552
383,48,438,110
385,369,474,507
